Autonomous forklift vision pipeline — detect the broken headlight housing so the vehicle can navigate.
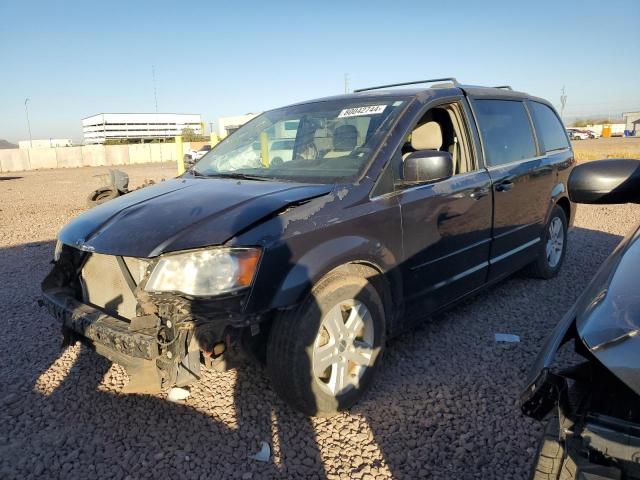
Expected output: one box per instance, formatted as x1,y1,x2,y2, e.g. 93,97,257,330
144,247,261,297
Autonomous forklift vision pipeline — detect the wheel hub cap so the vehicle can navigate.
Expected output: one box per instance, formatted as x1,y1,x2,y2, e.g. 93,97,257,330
312,299,375,396
546,217,564,268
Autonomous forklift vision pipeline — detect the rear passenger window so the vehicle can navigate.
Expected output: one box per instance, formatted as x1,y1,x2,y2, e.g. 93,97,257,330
473,100,537,166
529,102,569,152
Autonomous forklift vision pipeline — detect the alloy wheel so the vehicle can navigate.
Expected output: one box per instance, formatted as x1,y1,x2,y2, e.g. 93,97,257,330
312,300,375,396
546,216,564,268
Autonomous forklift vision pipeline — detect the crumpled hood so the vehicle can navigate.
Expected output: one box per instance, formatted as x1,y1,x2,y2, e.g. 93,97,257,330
59,177,333,257
575,223,640,396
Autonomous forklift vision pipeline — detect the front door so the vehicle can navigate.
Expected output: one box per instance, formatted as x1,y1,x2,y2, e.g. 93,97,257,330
395,100,493,316
399,170,493,314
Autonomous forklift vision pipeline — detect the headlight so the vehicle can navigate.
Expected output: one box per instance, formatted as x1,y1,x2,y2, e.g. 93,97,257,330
144,248,261,296
54,240,63,262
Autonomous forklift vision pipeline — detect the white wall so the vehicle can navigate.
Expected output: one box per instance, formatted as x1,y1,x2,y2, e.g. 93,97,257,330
584,123,626,135
0,143,178,173
19,139,73,149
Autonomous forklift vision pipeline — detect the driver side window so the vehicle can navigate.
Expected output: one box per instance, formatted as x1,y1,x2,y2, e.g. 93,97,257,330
392,102,475,187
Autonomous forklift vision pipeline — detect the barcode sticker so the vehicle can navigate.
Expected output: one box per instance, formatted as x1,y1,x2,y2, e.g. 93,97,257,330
338,105,387,118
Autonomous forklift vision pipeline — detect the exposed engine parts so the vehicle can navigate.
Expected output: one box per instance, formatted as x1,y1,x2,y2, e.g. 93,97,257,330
40,244,262,394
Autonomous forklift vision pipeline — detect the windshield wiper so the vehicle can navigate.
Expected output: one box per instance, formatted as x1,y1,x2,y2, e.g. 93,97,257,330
205,172,268,181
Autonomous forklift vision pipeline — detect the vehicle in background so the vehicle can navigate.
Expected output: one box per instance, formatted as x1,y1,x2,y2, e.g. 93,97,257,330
269,139,295,165
567,128,590,140
42,78,575,416
522,158,640,480
585,129,601,139
184,145,211,169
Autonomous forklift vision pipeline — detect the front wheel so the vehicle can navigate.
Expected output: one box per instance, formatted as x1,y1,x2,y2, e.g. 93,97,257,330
525,205,567,279
266,266,386,416
530,416,565,479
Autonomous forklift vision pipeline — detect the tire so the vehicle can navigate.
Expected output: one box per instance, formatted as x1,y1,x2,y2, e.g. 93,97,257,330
87,186,119,207
266,265,386,416
530,416,564,480
526,205,567,279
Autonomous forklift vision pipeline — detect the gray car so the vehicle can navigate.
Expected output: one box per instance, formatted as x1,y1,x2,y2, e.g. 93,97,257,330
522,159,640,479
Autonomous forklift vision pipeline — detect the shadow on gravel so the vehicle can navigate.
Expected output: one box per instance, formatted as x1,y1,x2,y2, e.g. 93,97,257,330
0,176,23,181
348,226,626,478
1,224,628,479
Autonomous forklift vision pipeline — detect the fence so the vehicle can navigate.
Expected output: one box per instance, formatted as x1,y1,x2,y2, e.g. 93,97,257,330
0,142,195,173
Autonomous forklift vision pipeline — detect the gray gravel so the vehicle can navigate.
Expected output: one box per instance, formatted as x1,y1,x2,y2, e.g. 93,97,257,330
1,164,639,479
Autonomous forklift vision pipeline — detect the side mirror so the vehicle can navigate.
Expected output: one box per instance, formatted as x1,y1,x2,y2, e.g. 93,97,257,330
568,159,640,204
403,150,453,184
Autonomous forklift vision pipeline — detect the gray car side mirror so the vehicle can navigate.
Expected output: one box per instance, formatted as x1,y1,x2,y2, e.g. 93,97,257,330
568,158,640,204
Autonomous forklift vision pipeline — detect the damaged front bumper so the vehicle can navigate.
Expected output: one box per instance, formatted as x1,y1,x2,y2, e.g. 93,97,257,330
41,286,165,393
42,287,159,361
40,246,267,395
558,407,640,479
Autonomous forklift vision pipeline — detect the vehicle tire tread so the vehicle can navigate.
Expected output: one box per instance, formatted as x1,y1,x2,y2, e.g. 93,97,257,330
530,416,564,480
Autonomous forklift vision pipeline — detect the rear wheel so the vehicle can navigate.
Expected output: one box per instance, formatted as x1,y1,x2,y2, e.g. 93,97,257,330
526,205,567,279
266,266,386,416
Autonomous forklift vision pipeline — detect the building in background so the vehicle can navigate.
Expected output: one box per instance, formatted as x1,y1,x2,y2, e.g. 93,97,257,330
623,111,640,136
19,139,73,149
217,113,259,137
82,113,202,144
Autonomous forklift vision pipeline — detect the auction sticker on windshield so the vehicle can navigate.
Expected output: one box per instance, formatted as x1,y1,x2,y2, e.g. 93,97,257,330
338,105,387,118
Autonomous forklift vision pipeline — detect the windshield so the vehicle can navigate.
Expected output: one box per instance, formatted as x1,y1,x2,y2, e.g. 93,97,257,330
193,98,407,182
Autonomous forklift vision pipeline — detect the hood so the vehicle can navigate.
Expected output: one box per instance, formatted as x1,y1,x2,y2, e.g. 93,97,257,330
59,177,333,257
575,223,640,396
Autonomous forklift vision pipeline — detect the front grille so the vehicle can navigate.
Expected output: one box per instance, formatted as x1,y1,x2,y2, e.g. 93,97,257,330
80,253,141,319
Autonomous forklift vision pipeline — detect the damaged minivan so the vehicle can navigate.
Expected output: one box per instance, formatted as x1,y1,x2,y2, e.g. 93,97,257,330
522,159,640,479
42,78,575,415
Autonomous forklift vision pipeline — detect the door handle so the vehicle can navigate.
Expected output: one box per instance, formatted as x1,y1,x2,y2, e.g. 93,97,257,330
495,180,513,192
470,187,489,199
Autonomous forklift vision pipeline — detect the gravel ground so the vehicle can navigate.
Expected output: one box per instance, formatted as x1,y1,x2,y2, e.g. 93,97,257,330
1,164,639,479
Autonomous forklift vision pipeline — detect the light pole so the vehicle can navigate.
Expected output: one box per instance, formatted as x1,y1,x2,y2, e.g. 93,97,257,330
24,98,33,148
560,86,567,123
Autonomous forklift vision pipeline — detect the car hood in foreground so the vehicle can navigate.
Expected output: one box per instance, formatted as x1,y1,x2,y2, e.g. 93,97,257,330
58,177,333,257
521,222,640,419
575,223,640,396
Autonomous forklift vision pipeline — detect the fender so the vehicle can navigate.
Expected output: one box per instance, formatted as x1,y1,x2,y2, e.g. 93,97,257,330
550,181,565,200
265,235,402,314
543,181,571,226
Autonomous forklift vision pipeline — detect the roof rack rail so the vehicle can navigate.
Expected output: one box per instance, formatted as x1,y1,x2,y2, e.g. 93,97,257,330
493,85,513,90
354,77,459,93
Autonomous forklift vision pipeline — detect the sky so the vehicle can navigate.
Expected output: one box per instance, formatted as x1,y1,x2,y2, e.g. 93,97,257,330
1,0,639,144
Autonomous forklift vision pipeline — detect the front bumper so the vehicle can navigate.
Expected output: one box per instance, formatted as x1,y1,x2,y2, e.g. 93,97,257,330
41,287,164,393
561,410,640,479
42,287,159,361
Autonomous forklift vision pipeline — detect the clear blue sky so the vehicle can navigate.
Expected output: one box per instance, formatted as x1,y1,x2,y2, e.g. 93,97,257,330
1,0,639,143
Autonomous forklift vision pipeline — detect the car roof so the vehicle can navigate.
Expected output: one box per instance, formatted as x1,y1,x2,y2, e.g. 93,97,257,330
282,83,553,110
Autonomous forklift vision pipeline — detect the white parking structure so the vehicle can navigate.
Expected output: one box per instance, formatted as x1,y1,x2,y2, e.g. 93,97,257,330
82,113,202,144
